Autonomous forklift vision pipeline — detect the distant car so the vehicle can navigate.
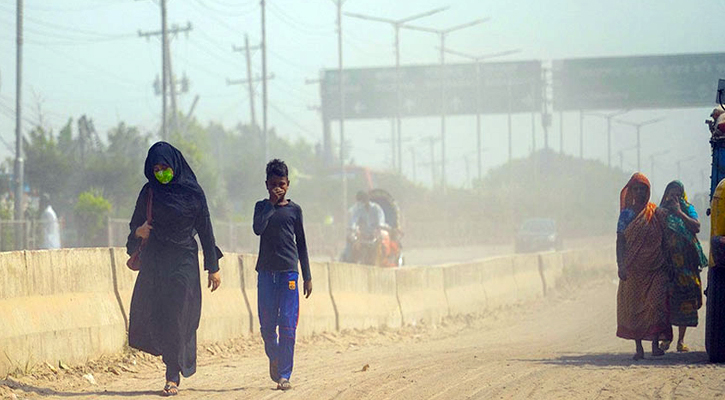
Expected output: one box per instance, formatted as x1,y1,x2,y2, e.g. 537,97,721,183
515,218,562,253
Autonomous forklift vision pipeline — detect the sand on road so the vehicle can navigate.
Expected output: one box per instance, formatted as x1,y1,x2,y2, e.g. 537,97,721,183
3,276,724,399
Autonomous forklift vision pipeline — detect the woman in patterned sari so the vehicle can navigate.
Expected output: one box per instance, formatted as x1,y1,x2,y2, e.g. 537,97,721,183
659,180,707,353
616,173,673,360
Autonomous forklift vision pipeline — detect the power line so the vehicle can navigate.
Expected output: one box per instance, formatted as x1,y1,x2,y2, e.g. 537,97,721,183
193,0,258,17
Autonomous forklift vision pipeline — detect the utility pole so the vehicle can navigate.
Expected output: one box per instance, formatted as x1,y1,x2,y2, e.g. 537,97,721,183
345,6,449,174
401,18,489,191
139,7,192,140
14,0,24,248
559,111,564,154
231,35,266,129
579,110,584,159
440,47,520,182
261,0,269,162
615,117,665,172
161,0,167,139
421,136,440,188
331,0,349,229
409,147,417,182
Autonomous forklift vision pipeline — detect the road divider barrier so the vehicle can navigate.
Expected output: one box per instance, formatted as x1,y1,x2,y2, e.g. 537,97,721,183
0,246,614,377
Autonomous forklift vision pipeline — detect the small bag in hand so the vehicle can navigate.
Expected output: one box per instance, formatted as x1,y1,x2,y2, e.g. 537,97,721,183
127,188,153,271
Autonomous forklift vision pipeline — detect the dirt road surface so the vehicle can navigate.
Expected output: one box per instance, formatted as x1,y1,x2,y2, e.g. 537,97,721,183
3,277,724,399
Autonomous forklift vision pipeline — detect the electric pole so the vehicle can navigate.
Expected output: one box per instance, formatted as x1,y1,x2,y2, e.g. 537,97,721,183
14,0,24,248
330,0,349,229
261,0,269,162
138,0,192,140
231,35,265,129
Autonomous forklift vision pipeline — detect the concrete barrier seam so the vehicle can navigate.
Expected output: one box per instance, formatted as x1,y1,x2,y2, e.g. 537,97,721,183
537,254,547,297
108,248,129,332
327,262,340,332
394,268,405,325
237,255,254,334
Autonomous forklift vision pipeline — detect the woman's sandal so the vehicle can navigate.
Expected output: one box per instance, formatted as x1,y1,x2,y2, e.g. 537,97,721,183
162,382,179,397
677,343,690,352
277,378,292,391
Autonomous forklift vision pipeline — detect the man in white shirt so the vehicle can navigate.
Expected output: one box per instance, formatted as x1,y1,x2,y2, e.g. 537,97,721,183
341,191,385,263
38,194,60,249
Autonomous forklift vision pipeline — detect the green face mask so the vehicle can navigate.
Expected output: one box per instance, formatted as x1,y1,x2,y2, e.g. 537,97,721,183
155,168,174,184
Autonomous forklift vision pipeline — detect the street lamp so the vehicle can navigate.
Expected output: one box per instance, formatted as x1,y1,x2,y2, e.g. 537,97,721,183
615,117,665,171
584,110,629,168
617,145,638,171
675,155,697,181
441,47,520,183
401,18,490,190
344,7,449,174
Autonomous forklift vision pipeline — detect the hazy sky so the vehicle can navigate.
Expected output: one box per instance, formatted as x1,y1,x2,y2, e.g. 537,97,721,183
0,0,721,192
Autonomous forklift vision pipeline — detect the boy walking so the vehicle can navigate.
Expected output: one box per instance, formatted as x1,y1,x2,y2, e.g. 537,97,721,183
253,159,312,390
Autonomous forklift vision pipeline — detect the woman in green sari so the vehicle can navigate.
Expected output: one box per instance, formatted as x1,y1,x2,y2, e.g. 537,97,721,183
660,180,707,352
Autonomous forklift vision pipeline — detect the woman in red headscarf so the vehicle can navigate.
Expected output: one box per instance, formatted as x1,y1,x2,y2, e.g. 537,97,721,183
616,172,673,360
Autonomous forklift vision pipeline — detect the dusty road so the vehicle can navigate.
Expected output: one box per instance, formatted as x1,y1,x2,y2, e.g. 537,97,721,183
3,276,724,399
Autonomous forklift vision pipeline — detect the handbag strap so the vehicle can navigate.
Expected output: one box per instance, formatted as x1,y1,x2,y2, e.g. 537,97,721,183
145,188,153,222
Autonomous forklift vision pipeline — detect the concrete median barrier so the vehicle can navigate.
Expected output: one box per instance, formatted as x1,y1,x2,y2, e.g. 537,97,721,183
538,251,564,295
328,262,401,331
443,261,487,317
562,246,615,272
240,254,260,335
0,248,126,377
198,253,253,343
396,266,448,326
297,262,337,336
511,253,545,302
479,257,519,309
110,247,136,331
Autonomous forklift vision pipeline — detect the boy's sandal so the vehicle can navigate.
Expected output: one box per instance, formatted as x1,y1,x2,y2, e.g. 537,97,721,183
277,378,292,391
677,343,690,352
162,382,179,397
659,340,671,352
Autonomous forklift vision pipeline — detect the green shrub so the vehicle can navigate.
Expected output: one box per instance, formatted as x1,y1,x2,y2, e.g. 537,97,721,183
74,189,112,247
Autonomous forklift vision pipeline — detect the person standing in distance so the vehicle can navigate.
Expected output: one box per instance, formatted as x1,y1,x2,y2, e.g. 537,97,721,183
38,193,60,249
253,159,312,391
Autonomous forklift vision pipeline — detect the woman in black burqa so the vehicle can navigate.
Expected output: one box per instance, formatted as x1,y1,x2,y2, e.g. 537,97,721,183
126,141,222,396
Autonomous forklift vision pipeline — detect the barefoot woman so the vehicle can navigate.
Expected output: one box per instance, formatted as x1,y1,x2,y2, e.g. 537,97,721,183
659,180,707,353
616,173,673,360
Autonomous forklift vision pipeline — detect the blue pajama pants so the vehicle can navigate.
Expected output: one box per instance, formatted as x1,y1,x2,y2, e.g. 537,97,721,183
257,271,299,381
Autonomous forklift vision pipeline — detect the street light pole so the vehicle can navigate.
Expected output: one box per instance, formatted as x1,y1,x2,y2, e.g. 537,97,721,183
440,47,520,182
345,7,449,174
615,117,665,172
584,110,628,168
14,0,24,248
401,18,489,191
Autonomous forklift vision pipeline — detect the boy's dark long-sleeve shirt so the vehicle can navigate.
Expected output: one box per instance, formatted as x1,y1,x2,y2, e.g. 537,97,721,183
253,199,311,282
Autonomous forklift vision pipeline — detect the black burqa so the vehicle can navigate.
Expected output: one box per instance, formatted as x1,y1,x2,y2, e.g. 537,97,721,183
126,141,222,381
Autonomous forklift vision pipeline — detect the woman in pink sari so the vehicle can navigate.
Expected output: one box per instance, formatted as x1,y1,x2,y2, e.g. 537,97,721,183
616,173,673,360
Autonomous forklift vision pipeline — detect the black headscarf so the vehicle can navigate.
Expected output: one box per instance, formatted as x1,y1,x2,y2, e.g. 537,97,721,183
144,141,206,217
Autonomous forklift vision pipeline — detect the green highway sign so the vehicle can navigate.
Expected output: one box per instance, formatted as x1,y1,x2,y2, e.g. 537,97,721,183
321,60,542,120
553,53,725,111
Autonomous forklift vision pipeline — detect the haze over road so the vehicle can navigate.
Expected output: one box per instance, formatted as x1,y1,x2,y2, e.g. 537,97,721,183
8,275,724,400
